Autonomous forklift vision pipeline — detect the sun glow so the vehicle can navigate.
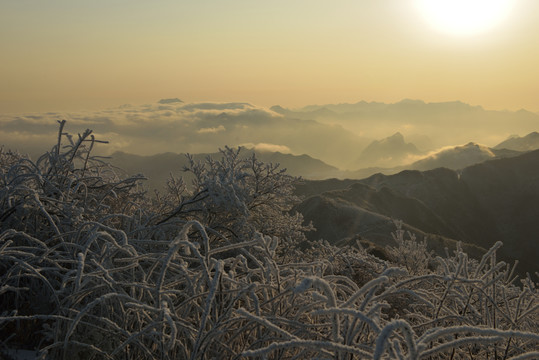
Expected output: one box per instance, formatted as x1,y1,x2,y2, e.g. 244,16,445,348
416,0,515,36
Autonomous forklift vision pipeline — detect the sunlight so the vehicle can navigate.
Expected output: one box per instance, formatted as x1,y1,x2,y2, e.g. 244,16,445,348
415,0,515,36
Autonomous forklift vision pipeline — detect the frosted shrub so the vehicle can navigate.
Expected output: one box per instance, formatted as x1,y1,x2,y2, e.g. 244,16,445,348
386,219,433,275
158,146,312,249
0,122,538,359
0,120,146,236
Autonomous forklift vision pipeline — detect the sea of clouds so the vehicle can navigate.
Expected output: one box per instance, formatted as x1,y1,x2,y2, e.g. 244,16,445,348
0,98,367,168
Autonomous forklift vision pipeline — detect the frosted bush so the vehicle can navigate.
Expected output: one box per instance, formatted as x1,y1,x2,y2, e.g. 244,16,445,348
0,122,538,359
386,219,433,275
155,146,313,259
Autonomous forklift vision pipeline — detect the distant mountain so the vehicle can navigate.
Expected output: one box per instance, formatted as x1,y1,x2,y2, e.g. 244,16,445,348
277,100,539,152
409,142,495,171
494,131,539,151
4,99,537,171
295,150,539,275
253,151,340,178
301,99,482,116
0,100,372,170
270,105,337,120
354,132,421,168
109,149,341,190
343,142,522,181
110,141,513,194
158,98,183,104
109,151,186,190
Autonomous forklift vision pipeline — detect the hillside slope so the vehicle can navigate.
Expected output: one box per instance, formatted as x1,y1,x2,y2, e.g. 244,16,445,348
295,150,539,274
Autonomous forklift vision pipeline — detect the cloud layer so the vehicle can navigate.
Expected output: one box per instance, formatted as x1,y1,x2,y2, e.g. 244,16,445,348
3,98,537,170
0,100,367,168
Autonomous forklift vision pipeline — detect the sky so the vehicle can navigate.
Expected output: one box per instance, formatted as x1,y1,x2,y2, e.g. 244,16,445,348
1,0,539,114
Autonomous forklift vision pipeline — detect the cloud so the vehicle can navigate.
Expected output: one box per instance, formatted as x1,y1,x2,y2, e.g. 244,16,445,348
406,142,495,170
197,125,226,134
241,143,291,153
0,100,368,168
4,99,536,169
180,102,253,111
427,143,494,160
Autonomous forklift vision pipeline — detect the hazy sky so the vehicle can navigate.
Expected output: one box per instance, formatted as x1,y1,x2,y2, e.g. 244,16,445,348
2,0,539,113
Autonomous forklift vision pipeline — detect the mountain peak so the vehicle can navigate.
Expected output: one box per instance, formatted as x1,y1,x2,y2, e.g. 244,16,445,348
354,132,421,168
494,131,539,151
388,132,404,140
158,98,183,104
397,99,425,105
270,105,287,113
524,131,539,138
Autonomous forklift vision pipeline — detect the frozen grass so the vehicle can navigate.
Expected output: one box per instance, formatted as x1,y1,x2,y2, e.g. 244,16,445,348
1,121,538,359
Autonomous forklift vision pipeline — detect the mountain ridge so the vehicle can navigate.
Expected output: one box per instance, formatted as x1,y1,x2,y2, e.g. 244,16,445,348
108,148,341,190
294,149,539,275
494,131,539,151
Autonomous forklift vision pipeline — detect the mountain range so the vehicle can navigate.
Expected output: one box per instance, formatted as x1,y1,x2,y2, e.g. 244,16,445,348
108,148,341,191
3,99,539,171
109,131,539,191
104,130,539,276
294,149,539,276
271,99,539,158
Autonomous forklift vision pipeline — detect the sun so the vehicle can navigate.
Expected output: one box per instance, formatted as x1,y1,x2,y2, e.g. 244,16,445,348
415,0,515,36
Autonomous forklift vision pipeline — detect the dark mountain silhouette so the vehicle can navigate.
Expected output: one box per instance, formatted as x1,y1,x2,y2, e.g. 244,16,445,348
295,182,486,261
158,98,183,104
295,150,539,275
294,178,364,199
109,149,340,190
353,132,421,168
494,131,539,151
108,137,530,194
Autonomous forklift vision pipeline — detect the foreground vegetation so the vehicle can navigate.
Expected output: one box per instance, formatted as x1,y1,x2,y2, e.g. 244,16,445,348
1,121,538,359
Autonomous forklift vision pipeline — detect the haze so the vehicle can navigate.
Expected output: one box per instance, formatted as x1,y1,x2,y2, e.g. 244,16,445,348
1,1,539,113
2,99,538,171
